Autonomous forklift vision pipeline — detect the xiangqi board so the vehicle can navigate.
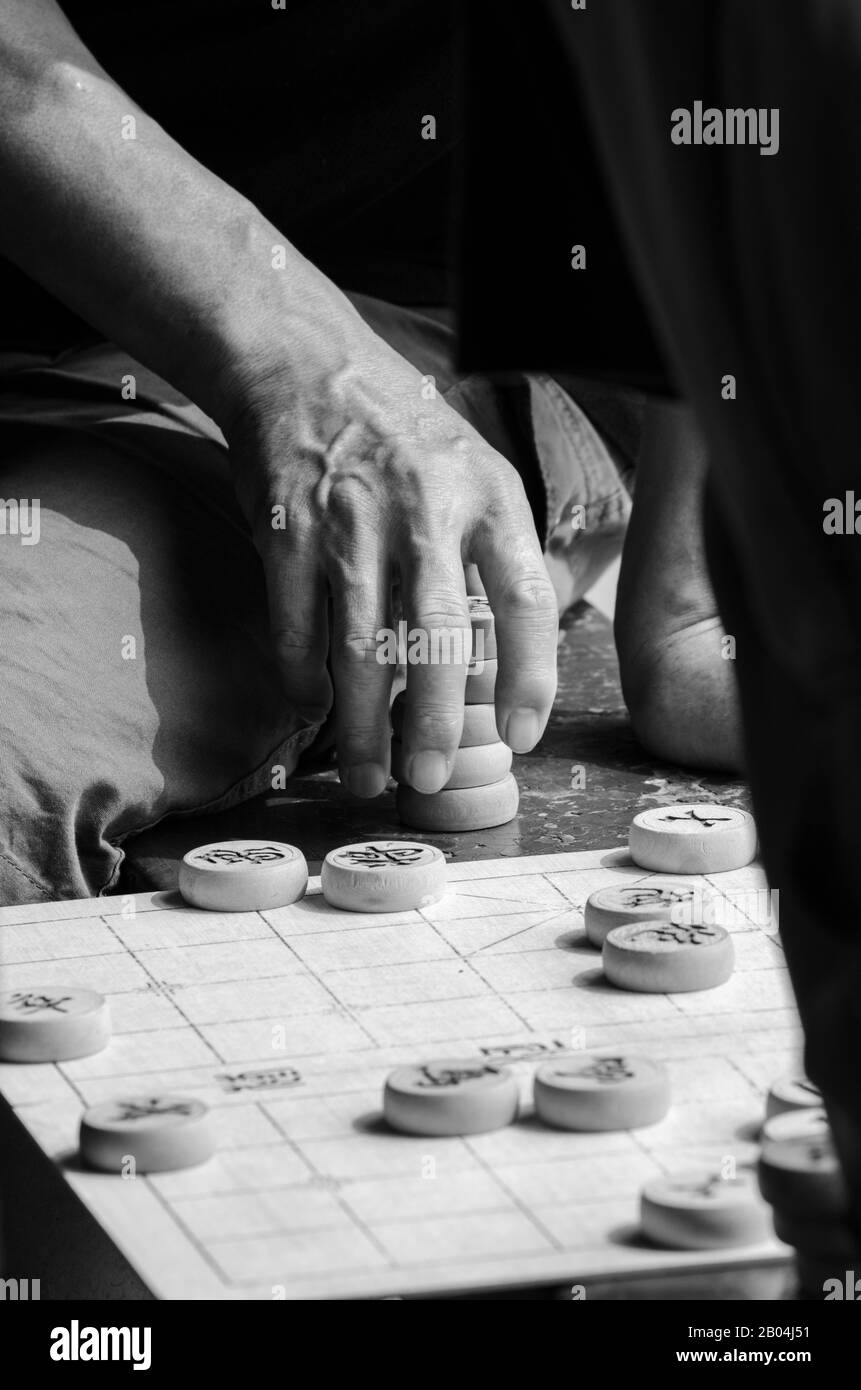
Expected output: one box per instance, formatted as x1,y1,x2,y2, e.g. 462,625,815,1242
0,848,797,1299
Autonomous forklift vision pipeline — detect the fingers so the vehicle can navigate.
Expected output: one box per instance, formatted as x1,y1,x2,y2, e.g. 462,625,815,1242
397,551,471,793
472,482,558,752
327,483,394,798
258,520,333,722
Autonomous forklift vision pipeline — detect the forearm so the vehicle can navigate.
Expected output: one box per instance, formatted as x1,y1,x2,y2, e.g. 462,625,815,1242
0,0,366,426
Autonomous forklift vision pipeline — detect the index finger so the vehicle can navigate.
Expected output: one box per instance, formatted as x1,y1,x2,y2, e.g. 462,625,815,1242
472,488,558,752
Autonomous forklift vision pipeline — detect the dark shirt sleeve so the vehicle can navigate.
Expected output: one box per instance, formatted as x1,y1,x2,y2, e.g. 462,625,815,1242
454,0,675,393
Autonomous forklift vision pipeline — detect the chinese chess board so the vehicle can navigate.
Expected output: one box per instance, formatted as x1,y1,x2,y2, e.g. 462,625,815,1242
0,848,799,1299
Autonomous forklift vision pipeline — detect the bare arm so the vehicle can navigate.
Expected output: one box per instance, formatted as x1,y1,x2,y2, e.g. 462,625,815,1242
0,0,359,420
0,0,559,791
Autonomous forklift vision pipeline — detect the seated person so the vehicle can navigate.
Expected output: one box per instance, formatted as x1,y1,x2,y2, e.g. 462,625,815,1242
0,0,740,904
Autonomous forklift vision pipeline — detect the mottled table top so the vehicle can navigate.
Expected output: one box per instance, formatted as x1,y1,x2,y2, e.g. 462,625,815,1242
120,603,749,892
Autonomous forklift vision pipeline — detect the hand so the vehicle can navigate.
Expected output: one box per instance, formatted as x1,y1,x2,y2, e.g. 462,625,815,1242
222,322,558,797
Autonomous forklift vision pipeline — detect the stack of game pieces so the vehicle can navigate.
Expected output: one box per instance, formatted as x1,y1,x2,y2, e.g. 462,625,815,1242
583,880,716,949
393,596,519,831
757,1127,859,1290
764,1075,822,1122
761,1075,827,1144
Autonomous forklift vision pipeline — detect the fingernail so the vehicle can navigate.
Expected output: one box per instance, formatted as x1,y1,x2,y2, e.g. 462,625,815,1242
504,708,541,753
343,763,388,798
407,750,450,794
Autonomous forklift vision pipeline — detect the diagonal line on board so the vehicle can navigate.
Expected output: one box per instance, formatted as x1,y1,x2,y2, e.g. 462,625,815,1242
462,908,580,958
445,880,570,910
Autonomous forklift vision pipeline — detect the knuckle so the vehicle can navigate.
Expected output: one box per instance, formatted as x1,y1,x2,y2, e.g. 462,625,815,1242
326,472,376,515
338,630,386,668
403,707,463,746
498,570,558,620
412,602,469,632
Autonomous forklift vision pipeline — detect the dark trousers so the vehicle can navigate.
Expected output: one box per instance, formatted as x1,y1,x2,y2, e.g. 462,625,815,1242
543,0,861,1216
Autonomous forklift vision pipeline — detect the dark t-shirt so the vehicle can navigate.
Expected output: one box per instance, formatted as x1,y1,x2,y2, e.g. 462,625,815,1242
0,0,457,351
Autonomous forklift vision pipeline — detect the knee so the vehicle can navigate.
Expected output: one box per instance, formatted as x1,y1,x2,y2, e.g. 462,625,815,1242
617,619,746,773
0,740,120,905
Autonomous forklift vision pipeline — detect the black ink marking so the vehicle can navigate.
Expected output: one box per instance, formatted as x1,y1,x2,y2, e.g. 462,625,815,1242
630,922,719,947
659,809,735,829
9,991,73,1014
216,1067,302,1094
195,845,286,866
618,888,695,908
554,1056,635,1085
415,1064,498,1088
480,1040,565,1059
113,1098,196,1122
338,844,425,867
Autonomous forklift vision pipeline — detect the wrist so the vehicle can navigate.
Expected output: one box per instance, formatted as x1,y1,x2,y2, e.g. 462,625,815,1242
195,212,372,435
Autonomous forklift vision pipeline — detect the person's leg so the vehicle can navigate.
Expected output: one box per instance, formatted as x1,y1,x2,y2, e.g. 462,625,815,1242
549,0,861,1222
614,397,743,771
0,377,319,903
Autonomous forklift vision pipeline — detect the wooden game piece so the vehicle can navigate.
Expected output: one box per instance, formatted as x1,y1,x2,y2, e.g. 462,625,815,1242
583,880,714,948
458,702,500,748
602,920,735,993
396,772,519,832
178,840,308,912
629,804,757,873
391,738,512,790
383,1059,519,1136
765,1075,822,1119
321,841,447,912
762,1107,830,1144
0,986,111,1063
468,595,497,660
79,1095,215,1173
640,1168,772,1249
758,1135,848,1218
391,692,500,747
464,657,497,703
533,1053,671,1131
